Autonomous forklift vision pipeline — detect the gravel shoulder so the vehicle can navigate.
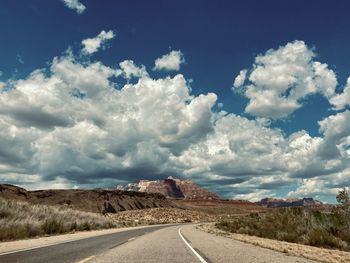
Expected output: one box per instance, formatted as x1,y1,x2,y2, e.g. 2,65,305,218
196,223,350,263
181,224,317,263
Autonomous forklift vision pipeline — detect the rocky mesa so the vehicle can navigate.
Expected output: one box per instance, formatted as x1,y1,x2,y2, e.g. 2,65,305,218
256,197,322,208
116,177,220,200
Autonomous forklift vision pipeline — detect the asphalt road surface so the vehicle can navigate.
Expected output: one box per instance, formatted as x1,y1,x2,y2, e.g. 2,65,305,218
0,225,171,263
0,224,317,263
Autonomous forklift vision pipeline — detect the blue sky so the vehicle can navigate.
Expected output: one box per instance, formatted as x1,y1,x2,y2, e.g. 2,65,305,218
1,0,350,202
2,0,350,136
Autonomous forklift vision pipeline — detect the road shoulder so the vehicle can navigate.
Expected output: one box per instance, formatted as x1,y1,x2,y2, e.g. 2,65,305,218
195,223,350,263
181,224,317,263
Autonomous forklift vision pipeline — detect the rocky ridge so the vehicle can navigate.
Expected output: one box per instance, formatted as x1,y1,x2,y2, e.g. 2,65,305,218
116,177,220,200
256,197,322,208
0,184,176,214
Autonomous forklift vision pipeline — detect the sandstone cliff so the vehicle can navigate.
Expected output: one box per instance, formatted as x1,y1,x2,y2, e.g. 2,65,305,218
117,177,220,200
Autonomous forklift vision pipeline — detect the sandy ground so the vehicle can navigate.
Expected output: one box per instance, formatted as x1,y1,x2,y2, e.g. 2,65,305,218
0,224,173,255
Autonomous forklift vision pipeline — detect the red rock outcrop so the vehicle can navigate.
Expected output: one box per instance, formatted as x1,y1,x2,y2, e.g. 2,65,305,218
117,177,220,200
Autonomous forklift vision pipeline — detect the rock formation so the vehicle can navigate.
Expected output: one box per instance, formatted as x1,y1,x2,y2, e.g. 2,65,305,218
0,184,176,214
116,177,220,200
256,197,322,208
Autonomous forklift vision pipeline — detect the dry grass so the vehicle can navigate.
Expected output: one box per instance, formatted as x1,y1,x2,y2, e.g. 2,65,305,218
0,198,116,241
199,223,350,263
216,207,350,251
108,205,264,227
173,199,267,215
108,207,217,226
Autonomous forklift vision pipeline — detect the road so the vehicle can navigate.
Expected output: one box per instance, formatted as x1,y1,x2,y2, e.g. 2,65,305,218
0,225,171,263
0,224,316,263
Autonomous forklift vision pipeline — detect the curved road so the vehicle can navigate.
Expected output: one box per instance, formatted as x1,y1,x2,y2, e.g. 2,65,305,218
0,224,316,263
0,225,171,263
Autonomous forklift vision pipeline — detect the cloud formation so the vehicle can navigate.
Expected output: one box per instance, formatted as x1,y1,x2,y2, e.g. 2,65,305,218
233,69,247,88
116,60,148,80
1,36,350,202
330,77,350,110
154,50,185,71
234,41,337,119
82,30,116,54
61,0,86,14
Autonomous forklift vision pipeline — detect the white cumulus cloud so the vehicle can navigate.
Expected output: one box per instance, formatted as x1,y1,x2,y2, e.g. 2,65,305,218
317,110,350,160
235,40,337,119
1,38,350,202
233,69,247,88
154,50,185,71
330,77,350,110
82,30,116,55
116,60,148,80
61,0,86,14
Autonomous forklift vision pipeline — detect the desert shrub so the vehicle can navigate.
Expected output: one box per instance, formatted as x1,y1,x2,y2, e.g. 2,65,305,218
42,218,65,234
216,204,350,251
334,188,350,243
0,198,116,241
79,221,91,231
307,228,344,248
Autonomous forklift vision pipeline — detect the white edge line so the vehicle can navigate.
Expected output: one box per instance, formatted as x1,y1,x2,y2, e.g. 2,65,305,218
77,255,96,263
178,228,207,263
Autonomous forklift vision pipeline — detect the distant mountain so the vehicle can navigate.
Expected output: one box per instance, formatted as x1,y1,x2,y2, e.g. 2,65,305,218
116,177,220,200
0,184,176,214
256,197,322,208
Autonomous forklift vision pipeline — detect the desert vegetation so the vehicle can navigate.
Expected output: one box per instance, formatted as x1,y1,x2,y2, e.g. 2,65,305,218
109,207,215,226
0,198,116,241
216,188,350,251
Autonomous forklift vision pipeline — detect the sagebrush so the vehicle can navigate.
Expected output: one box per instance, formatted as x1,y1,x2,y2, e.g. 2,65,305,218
0,198,116,241
216,206,350,251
